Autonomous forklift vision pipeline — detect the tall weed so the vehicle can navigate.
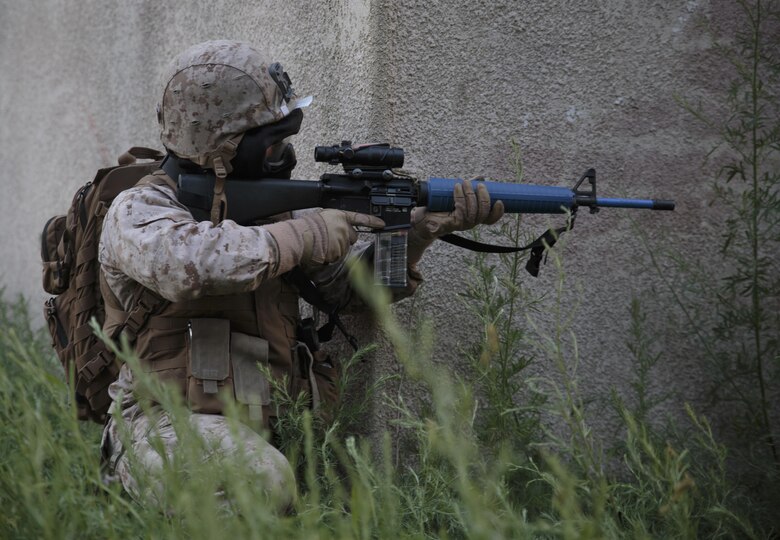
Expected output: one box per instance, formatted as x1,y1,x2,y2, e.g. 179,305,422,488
0,251,763,539
640,0,780,531
3,3,776,535
674,0,780,460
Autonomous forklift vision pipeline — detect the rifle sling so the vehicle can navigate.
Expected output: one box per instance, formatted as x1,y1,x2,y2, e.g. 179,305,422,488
286,267,359,352
439,225,569,277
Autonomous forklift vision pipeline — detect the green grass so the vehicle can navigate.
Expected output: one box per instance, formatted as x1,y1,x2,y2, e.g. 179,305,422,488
0,247,771,539
5,3,778,536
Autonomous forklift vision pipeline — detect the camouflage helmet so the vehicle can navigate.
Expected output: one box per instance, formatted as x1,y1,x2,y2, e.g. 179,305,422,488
158,40,293,176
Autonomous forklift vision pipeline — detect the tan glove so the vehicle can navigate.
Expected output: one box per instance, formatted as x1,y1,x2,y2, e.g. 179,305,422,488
407,179,504,266
265,209,385,275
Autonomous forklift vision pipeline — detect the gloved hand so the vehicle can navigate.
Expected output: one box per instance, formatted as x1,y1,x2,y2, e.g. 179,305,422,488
407,179,504,266
265,209,385,275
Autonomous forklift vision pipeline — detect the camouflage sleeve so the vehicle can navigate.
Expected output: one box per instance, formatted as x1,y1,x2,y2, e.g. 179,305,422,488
99,183,286,303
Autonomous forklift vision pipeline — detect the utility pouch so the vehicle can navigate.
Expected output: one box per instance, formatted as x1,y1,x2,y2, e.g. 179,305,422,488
231,332,271,426
44,296,69,355
187,318,231,412
41,215,69,294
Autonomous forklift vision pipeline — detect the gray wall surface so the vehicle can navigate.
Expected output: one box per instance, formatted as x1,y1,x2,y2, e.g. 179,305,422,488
0,0,749,438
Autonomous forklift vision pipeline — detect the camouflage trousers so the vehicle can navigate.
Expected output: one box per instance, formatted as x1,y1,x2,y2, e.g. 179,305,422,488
101,403,296,513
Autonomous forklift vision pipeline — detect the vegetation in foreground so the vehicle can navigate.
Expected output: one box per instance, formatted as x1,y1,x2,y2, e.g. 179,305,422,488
1,1,778,538
0,252,770,539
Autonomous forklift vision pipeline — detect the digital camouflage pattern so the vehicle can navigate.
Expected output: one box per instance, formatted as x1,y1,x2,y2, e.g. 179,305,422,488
102,402,296,513
99,181,367,308
99,179,369,505
159,40,289,169
99,181,288,305
101,40,419,512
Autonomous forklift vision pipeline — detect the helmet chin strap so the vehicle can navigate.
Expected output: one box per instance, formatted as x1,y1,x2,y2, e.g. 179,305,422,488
173,109,304,224
205,134,243,225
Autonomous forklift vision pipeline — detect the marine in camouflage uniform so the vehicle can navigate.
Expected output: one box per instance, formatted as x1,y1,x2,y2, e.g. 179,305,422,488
99,40,503,513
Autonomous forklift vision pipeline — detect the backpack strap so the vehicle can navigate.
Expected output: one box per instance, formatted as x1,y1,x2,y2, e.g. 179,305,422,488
117,147,165,166
100,165,175,340
75,284,169,415
98,273,170,354
137,170,178,191
116,286,171,343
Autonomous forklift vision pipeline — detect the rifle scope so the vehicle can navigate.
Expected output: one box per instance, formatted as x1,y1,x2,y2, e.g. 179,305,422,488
315,141,404,169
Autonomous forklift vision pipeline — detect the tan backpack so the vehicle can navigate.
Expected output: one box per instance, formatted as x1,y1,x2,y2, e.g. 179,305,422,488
41,147,165,423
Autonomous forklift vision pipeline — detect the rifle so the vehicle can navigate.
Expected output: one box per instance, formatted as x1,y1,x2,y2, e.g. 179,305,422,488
176,141,675,286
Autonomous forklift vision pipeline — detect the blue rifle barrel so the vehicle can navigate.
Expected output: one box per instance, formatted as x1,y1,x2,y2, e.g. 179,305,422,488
425,177,675,213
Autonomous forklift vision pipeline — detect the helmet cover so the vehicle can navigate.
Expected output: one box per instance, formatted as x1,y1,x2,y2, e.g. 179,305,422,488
158,40,290,172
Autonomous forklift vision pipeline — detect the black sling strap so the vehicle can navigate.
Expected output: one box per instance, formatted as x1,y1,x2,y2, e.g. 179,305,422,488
287,267,359,352
439,212,575,277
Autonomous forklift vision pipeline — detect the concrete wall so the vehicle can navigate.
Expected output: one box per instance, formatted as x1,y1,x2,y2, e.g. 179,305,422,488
1,1,745,436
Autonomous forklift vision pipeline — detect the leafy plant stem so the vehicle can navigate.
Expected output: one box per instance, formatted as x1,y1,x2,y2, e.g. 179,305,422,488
747,0,777,464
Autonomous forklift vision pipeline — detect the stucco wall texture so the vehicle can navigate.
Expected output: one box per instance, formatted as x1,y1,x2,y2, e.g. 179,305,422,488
0,1,745,437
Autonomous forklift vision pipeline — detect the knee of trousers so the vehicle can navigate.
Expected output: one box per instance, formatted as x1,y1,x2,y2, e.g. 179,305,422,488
104,409,298,513
188,412,298,512
257,444,297,513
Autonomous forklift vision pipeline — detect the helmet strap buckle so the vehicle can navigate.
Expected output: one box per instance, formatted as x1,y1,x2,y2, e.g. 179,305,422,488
208,134,242,225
